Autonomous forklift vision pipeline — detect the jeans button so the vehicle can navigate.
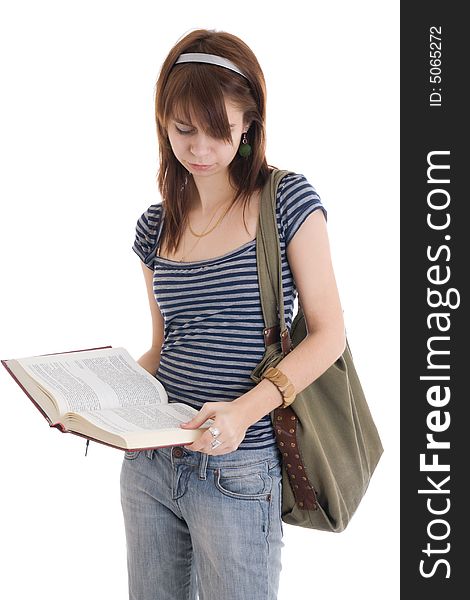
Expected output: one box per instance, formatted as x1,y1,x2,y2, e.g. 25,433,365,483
172,447,184,458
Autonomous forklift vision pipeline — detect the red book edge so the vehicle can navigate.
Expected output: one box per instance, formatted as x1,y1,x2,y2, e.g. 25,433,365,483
1,345,195,452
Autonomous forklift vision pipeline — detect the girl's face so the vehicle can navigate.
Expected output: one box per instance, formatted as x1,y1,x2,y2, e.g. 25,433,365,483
167,97,248,179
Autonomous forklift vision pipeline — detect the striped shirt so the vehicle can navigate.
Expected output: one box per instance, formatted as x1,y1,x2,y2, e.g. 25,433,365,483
132,172,327,449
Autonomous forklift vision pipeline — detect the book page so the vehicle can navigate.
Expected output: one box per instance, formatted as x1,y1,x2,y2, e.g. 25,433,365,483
70,403,212,436
16,347,167,415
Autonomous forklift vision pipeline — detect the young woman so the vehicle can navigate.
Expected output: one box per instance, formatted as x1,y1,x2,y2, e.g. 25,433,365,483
120,28,346,600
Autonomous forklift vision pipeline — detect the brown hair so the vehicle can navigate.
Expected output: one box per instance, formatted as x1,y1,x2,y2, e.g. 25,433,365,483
155,29,271,255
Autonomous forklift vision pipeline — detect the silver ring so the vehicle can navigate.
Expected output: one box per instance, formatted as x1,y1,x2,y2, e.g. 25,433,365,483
210,438,222,450
209,426,221,438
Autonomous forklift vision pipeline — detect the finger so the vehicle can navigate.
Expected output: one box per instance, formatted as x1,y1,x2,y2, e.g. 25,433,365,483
188,433,224,454
180,404,212,429
192,434,220,453
207,438,225,454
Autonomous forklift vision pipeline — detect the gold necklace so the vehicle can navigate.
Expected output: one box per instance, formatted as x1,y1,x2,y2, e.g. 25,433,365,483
179,236,202,262
179,201,229,262
188,200,234,238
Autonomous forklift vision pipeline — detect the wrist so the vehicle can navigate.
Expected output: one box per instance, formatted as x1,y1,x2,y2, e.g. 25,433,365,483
262,366,296,408
260,377,284,409
233,378,283,428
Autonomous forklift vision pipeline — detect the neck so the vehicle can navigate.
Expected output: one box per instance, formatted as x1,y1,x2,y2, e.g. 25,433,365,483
190,171,236,216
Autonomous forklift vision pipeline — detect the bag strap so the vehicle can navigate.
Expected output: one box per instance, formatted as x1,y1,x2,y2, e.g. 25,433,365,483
256,168,296,355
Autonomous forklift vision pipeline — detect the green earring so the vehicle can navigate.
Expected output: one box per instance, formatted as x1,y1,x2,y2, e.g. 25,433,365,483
238,131,252,158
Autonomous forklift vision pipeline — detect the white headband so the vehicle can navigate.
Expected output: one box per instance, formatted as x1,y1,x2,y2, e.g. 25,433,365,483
174,52,249,80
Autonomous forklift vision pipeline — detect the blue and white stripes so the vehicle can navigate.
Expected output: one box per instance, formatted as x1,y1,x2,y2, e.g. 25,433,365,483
132,172,327,449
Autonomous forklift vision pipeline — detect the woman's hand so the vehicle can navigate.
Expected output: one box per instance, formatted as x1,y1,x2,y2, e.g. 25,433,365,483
180,401,251,455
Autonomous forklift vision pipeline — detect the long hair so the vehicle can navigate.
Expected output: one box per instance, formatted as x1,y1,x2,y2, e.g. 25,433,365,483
155,29,271,255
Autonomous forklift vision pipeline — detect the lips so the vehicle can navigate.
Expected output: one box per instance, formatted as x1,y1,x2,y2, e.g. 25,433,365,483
189,163,213,167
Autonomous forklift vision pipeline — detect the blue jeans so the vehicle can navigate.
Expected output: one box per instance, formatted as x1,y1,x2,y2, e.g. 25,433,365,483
120,443,284,600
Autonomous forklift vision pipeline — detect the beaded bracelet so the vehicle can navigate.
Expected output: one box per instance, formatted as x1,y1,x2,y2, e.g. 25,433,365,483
262,366,296,409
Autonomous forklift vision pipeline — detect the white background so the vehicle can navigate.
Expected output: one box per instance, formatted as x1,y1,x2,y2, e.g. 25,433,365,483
0,1,399,598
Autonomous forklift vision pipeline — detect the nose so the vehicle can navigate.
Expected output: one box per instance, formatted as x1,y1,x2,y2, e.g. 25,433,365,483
189,132,212,159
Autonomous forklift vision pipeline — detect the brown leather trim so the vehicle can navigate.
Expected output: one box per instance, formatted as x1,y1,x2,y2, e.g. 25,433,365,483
262,325,312,508
263,325,293,354
280,328,293,355
263,325,280,346
273,406,319,511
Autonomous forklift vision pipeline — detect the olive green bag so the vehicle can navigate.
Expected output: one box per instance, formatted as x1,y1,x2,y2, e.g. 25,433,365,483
250,168,383,532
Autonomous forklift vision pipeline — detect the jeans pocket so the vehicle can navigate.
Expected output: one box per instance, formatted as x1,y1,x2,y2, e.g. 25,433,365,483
214,462,272,500
124,450,140,460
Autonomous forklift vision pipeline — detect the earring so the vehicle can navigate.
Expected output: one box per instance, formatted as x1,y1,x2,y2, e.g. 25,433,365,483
238,131,252,158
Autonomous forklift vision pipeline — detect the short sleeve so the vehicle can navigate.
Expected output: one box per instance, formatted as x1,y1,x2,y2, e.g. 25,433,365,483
131,203,162,268
277,173,327,246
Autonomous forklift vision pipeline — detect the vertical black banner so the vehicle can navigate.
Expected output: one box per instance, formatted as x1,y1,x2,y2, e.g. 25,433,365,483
401,3,467,597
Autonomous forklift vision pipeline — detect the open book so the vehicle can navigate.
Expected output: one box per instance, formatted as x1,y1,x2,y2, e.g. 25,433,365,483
2,346,213,451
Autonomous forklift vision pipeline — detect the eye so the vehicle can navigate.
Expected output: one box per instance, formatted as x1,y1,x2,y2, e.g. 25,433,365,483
175,125,194,135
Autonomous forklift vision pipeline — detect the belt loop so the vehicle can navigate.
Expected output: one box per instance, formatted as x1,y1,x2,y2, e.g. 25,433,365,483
198,452,209,480
145,449,154,460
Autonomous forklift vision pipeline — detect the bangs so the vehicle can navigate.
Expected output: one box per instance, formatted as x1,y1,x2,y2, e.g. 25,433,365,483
162,65,238,143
